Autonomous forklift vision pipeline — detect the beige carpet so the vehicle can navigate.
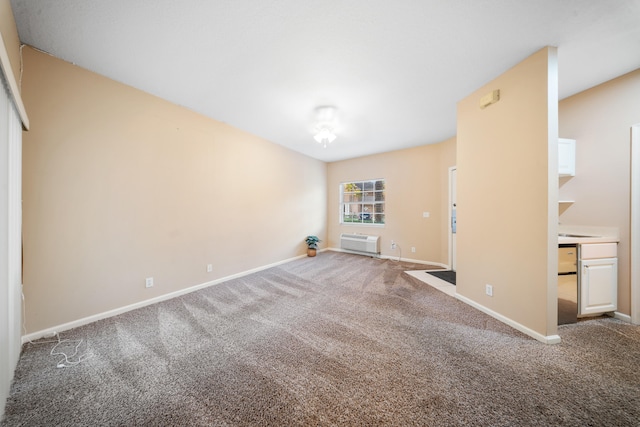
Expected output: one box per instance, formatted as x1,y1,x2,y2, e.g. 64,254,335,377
2,251,639,426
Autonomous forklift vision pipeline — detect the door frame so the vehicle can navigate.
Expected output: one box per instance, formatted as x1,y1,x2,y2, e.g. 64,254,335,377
631,124,640,324
448,166,457,271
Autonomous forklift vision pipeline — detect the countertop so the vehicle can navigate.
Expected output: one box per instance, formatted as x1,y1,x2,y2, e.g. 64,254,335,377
557,225,619,245
558,235,619,245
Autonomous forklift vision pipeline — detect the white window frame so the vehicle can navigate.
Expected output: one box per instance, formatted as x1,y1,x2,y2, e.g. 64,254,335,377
339,179,385,226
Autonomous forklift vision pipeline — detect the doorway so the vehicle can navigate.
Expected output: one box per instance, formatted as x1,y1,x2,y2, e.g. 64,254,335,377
449,167,457,271
632,124,640,325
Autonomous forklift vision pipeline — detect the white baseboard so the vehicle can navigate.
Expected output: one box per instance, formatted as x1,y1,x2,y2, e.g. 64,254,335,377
380,255,449,268
455,293,562,344
22,254,308,343
328,247,448,268
613,311,632,323
329,247,382,258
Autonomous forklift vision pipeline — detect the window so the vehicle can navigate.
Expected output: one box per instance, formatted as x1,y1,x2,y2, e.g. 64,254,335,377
340,179,385,225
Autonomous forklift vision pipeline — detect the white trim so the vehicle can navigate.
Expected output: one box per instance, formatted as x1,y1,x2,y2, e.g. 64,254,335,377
332,248,382,258
448,166,457,271
0,35,29,130
380,254,448,268
546,47,559,338
631,123,640,325
22,254,308,343
338,179,386,225
329,247,448,268
7,98,21,370
0,65,23,421
613,311,632,323
455,293,562,344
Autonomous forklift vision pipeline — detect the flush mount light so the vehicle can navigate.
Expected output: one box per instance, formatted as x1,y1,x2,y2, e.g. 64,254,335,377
313,106,338,148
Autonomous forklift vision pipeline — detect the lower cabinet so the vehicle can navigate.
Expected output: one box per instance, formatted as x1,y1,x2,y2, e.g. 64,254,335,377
578,257,618,316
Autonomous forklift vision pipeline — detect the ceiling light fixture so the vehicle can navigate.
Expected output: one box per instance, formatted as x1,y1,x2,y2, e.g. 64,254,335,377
314,126,336,148
313,106,338,148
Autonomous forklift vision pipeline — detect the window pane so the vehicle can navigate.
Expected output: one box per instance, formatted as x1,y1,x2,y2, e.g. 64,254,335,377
343,203,358,222
343,193,362,203
358,214,370,222
340,180,385,225
342,183,358,193
363,191,374,202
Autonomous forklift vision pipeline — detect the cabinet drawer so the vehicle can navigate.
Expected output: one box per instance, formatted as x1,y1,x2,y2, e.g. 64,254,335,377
580,243,617,259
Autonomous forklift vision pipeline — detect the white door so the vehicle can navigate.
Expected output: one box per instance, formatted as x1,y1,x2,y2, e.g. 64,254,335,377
579,258,618,316
449,167,457,271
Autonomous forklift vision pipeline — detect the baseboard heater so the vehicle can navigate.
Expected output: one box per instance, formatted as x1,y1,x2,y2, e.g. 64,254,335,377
340,233,380,255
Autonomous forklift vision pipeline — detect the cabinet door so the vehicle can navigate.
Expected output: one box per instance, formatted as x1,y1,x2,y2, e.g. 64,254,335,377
578,258,617,316
559,138,576,177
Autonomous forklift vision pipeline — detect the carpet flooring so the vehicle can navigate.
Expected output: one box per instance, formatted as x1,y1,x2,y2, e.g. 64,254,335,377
2,252,640,426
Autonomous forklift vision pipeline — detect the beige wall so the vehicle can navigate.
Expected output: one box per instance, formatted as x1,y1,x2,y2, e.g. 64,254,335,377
327,137,456,265
456,47,558,338
559,68,640,315
0,0,21,88
21,47,327,333
18,28,636,340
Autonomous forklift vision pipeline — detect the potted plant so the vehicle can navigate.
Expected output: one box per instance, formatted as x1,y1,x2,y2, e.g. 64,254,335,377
305,235,321,257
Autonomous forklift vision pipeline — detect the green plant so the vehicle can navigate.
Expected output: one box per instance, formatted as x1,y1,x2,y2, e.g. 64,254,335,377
305,235,321,249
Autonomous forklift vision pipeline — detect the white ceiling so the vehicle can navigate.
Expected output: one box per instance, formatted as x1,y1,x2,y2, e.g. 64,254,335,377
10,0,640,162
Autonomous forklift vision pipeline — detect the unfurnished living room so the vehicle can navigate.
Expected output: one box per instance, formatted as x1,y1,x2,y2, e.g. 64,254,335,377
1,1,640,425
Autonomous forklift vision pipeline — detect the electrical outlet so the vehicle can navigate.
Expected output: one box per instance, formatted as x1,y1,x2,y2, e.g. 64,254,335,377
485,284,493,297
145,277,154,288
411,247,416,253
207,264,213,273
391,240,396,250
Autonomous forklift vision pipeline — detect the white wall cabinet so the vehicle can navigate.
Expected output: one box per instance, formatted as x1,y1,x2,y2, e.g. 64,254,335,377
578,243,618,316
559,138,576,177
